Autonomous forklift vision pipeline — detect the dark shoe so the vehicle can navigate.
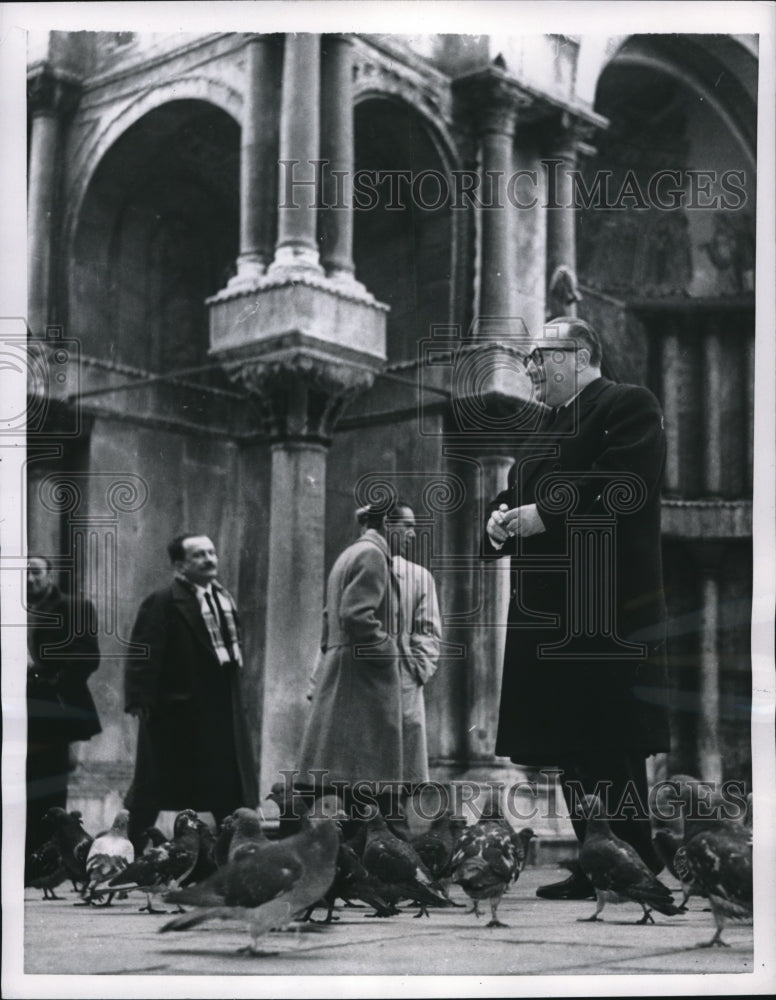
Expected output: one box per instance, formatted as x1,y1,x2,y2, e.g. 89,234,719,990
536,869,595,901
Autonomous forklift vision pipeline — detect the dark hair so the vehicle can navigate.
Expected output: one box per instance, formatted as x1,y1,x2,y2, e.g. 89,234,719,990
168,534,201,564
387,498,414,518
545,316,603,367
357,496,415,530
355,505,386,530
28,554,52,571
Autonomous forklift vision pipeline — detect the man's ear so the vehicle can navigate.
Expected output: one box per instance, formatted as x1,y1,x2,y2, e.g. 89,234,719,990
576,347,591,370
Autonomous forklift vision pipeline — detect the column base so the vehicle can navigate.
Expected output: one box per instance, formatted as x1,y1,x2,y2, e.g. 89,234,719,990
268,244,324,276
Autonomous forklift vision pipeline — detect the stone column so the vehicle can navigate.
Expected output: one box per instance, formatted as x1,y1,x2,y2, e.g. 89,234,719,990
660,321,682,495
465,454,514,763
227,357,380,794
449,70,537,773
262,440,328,792
270,33,324,274
320,34,356,282
702,325,724,496
544,113,594,320
694,544,724,784
231,35,281,286
479,98,519,319
27,67,80,336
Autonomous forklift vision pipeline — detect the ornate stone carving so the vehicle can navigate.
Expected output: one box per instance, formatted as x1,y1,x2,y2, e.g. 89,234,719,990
224,351,377,443
453,66,534,137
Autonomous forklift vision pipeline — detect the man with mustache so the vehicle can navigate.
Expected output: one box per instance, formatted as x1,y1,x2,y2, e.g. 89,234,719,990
123,534,258,851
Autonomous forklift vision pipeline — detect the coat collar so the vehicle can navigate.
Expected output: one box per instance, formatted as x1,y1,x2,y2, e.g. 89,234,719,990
170,578,215,653
360,528,391,560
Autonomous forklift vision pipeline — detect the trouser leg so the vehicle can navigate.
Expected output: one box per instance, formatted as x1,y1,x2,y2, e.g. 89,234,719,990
559,751,661,873
26,743,69,870
127,806,159,856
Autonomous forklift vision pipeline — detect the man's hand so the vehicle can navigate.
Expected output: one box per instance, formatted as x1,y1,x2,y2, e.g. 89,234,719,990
487,503,546,544
486,503,513,545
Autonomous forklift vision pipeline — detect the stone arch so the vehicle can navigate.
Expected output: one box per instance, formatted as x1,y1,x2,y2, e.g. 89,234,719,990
352,91,459,366
68,97,240,375
64,76,242,258
577,33,757,307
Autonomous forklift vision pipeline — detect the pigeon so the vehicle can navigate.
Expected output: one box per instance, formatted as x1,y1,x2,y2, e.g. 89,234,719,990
226,807,269,863
25,839,68,900
267,781,315,838
304,827,401,923
652,827,693,910
361,812,453,918
410,809,468,882
159,805,340,953
41,807,93,892
673,820,753,947
577,794,683,924
181,814,219,885
140,827,169,852
449,791,526,928
80,809,135,906
106,809,202,913
213,813,237,868
510,827,535,878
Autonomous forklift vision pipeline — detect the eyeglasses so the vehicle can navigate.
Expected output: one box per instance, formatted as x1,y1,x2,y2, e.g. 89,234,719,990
521,346,577,370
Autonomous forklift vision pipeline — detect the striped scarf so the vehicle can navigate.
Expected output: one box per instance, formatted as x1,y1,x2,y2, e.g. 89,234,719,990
177,574,243,667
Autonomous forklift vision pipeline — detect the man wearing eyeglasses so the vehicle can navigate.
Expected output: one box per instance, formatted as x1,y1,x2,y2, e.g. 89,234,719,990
484,316,670,900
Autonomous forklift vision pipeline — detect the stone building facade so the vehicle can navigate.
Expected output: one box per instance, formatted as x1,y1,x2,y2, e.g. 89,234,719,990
25,30,757,831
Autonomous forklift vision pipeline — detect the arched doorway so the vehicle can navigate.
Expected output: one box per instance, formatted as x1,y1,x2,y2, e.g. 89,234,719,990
69,99,240,381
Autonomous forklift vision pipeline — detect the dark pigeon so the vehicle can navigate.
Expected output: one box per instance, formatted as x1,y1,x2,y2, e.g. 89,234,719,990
410,810,468,881
673,822,753,947
25,839,67,900
41,807,93,892
577,794,683,924
361,812,453,918
304,828,401,923
182,814,219,885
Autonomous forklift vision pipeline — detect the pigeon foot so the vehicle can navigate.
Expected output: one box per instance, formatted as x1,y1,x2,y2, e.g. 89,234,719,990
636,911,655,925
138,904,169,914
577,914,601,922
236,944,281,956
486,919,509,928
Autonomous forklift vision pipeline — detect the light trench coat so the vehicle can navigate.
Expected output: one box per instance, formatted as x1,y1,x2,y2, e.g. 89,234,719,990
299,532,441,789
391,554,442,784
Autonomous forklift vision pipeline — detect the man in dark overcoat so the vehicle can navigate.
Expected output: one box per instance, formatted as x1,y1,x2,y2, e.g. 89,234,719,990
26,556,101,855
484,316,670,899
123,534,258,851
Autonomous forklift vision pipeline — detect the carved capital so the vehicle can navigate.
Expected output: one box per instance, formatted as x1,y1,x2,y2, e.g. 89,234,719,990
27,64,81,116
225,351,377,444
453,67,533,138
542,109,601,161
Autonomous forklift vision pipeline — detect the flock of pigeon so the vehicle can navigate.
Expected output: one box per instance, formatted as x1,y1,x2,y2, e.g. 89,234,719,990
25,776,753,955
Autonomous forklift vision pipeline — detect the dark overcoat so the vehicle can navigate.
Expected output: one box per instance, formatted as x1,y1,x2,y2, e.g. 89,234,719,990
27,585,102,745
298,529,404,788
123,579,258,812
484,377,671,763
